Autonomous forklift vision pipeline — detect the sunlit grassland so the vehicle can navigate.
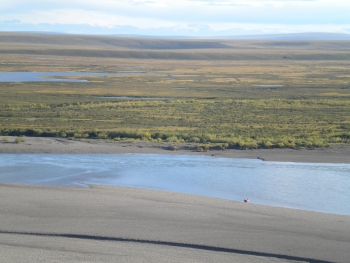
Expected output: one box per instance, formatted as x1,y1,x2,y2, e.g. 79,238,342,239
0,35,349,149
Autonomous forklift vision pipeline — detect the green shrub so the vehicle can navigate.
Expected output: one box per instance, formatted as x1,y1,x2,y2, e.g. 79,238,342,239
277,142,285,148
14,137,25,143
263,141,273,148
189,136,201,143
166,136,179,142
97,133,108,139
73,133,83,139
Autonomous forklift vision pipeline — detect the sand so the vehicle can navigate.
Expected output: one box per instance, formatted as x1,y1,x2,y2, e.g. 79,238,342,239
0,136,349,163
0,184,349,263
1,136,350,262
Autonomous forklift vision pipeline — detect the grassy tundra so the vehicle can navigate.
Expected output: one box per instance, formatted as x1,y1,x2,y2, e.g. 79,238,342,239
0,33,349,149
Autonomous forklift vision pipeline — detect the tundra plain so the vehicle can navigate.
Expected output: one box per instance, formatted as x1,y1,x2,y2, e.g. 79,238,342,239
0,33,349,150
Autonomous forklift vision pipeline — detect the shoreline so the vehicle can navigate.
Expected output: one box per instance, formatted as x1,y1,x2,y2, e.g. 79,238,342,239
1,137,349,262
0,136,349,163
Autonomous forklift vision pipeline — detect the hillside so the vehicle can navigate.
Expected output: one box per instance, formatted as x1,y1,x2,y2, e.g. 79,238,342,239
226,32,350,40
1,32,350,61
0,32,229,50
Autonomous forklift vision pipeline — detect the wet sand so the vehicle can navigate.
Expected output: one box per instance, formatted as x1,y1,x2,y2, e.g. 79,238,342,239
1,184,349,263
1,136,349,163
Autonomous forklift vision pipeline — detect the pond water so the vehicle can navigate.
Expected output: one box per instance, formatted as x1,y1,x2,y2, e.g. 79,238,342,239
253,85,284,87
96,96,176,100
1,154,349,215
0,71,146,82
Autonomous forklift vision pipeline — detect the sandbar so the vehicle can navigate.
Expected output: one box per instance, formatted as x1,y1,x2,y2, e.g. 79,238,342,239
1,184,349,263
1,136,349,164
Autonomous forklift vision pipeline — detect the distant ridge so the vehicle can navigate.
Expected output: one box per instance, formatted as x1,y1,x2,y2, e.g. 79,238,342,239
0,32,229,50
1,32,350,60
84,32,350,40
2,31,350,40
223,32,350,40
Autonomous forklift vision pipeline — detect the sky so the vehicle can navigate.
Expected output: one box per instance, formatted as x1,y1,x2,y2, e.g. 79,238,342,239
1,0,350,36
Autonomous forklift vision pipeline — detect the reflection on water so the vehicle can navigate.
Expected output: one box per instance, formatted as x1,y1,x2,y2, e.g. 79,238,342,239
0,154,349,215
0,71,146,82
253,85,284,87
96,96,176,100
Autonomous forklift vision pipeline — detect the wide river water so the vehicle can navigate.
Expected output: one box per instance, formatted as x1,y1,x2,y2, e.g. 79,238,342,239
0,154,349,215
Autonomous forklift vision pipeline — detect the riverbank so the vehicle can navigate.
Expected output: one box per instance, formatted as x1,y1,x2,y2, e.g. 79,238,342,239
1,183,349,263
0,136,349,163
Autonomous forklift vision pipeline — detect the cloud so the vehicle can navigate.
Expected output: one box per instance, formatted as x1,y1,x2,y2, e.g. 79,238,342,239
1,0,350,36
2,18,350,36
6,9,178,29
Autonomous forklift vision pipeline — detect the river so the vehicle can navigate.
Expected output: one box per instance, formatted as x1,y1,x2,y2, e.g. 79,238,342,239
0,153,349,215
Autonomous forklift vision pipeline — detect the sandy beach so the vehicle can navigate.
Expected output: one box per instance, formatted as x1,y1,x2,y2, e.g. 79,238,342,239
1,136,350,262
1,184,350,263
0,136,349,163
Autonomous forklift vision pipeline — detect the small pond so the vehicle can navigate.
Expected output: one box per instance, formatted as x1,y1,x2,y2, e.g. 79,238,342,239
0,71,146,82
96,96,176,100
253,85,284,87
